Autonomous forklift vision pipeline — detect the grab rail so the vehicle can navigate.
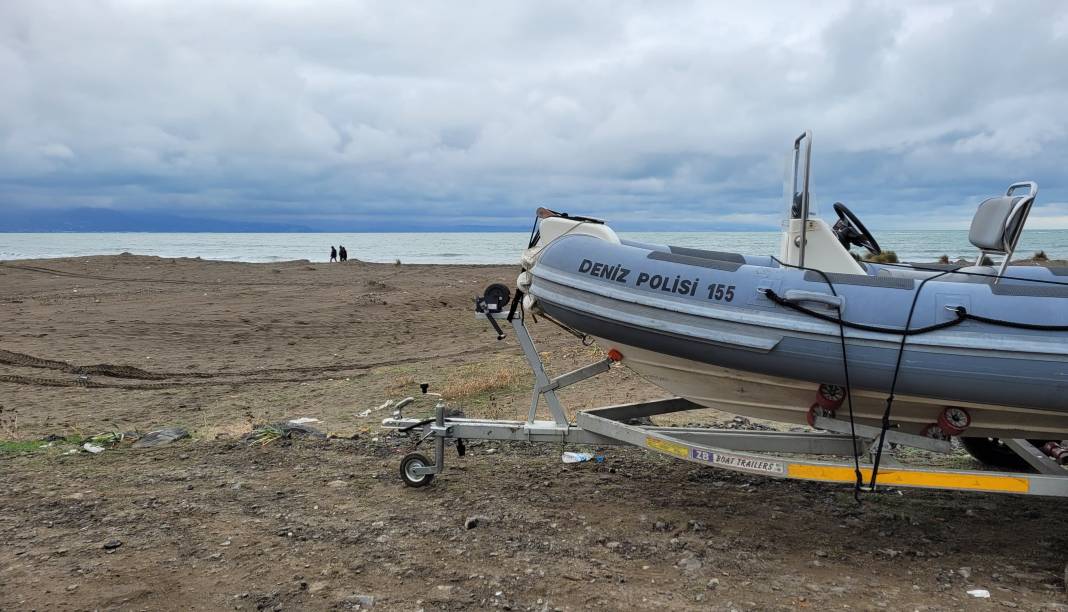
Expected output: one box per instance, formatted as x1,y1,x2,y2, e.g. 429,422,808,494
791,131,813,267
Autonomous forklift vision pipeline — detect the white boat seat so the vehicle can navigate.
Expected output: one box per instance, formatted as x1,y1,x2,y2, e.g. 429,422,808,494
965,182,1037,278
970,195,1028,253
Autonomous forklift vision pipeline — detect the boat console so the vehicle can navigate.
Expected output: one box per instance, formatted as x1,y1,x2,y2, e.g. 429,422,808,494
780,130,1040,283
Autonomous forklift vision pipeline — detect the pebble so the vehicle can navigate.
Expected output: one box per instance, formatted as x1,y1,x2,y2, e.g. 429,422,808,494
344,594,374,608
102,539,123,551
327,480,347,488
465,516,489,530
677,556,702,573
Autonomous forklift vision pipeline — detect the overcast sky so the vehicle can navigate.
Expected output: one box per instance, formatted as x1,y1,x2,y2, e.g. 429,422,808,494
2,1,1068,231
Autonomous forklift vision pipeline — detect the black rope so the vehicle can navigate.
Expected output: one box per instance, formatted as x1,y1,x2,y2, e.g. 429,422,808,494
768,257,965,495
526,211,541,249
803,269,864,499
767,258,865,497
766,256,1068,491
866,269,955,491
539,312,594,345
762,288,967,335
866,260,1068,287
954,308,1068,332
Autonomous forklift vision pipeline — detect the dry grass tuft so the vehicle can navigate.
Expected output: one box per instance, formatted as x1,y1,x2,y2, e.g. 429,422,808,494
201,421,254,441
386,372,418,393
441,361,527,401
864,250,899,264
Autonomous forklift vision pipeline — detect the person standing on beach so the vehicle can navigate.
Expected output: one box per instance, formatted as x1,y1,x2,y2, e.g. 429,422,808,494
339,245,348,262
330,246,337,262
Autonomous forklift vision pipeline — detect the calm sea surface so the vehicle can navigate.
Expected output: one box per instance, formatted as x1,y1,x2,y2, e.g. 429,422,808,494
2,230,1067,264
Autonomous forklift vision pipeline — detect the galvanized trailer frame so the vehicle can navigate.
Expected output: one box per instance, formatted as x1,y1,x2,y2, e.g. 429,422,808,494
382,312,1068,497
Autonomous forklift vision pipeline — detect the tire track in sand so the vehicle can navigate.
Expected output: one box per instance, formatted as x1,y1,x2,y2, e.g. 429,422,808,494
0,344,511,389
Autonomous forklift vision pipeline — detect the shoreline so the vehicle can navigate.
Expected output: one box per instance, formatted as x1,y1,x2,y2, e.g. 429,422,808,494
3,252,1065,268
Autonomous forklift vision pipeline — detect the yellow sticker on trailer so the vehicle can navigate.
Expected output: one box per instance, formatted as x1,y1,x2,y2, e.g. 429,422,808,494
787,464,1030,493
646,436,689,459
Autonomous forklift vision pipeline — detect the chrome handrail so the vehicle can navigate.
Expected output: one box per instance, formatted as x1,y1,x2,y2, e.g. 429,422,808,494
791,131,813,267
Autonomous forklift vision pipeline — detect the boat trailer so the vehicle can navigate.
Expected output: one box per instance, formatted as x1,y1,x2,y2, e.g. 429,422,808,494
382,299,1068,498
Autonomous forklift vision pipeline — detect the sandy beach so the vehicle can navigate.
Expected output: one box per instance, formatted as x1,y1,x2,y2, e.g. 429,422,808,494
3,255,1068,611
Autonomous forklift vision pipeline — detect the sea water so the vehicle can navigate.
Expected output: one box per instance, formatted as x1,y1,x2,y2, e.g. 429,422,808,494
2,230,1067,264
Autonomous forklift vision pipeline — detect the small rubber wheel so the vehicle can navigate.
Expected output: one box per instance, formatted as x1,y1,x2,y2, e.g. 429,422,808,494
816,384,846,410
399,452,435,488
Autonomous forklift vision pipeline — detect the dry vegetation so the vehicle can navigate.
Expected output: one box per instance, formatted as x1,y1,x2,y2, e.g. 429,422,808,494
440,359,529,401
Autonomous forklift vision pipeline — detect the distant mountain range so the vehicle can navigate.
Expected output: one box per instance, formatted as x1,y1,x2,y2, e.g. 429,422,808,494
1,208,313,232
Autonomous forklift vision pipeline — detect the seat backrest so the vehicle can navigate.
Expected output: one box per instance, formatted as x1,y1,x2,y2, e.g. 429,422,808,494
969,195,1026,254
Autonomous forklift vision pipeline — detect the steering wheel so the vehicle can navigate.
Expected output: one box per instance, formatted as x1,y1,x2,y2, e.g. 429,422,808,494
832,202,881,256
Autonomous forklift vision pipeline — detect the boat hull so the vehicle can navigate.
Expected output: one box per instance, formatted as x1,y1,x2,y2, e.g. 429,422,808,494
588,336,1068,439
527,233,1068,439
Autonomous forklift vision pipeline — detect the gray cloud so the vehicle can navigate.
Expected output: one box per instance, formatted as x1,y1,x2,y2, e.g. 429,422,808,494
2,0,1067,230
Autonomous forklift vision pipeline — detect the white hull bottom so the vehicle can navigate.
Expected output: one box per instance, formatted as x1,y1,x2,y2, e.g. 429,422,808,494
600,338,1068,440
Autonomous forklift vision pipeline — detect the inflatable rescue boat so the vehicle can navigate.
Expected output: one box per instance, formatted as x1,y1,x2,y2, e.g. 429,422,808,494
516,132,1068,450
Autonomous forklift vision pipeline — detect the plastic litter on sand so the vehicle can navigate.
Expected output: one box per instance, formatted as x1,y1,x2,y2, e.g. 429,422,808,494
561,452,606,464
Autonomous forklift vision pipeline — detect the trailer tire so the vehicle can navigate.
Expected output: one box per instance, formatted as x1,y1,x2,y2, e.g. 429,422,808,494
400,452,435,488
960,437,1045,471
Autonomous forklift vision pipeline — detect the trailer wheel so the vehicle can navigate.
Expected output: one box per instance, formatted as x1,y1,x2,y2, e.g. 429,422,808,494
400,452,435,487
960,437,1035,471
